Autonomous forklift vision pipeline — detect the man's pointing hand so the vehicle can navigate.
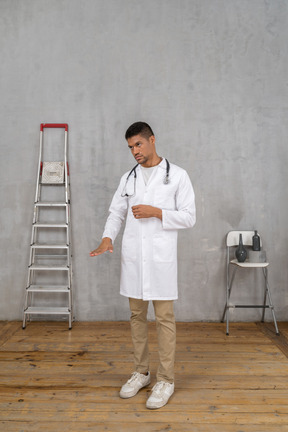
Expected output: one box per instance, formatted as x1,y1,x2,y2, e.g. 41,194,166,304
90,237,113,256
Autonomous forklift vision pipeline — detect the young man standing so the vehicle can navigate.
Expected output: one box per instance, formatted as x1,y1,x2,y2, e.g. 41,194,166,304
90,122,196,409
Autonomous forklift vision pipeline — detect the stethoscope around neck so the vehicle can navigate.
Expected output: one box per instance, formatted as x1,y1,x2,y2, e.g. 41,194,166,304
121,158,170,197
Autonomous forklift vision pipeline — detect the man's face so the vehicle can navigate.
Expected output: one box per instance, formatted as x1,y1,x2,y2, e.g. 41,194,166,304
127,134,155,167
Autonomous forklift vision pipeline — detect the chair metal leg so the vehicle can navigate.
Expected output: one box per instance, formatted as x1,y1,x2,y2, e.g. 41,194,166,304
266,288,279,336
222,266,237,335
221,303,230,335
262,268,279,335
226,309,229,335
261,268,268,322
221,303,227,323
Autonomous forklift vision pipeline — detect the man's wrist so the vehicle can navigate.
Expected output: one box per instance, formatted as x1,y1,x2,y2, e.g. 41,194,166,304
154,208,162,220
102,237,112,244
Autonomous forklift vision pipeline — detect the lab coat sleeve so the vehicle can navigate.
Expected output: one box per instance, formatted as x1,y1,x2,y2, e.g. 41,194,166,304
102,176,128,243
162,170,196,230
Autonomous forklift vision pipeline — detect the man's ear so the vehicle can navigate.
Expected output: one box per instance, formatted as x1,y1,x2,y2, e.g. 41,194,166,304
149,135,155,146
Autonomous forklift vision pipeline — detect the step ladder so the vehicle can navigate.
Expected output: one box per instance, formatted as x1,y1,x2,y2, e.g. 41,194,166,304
23,123,73,329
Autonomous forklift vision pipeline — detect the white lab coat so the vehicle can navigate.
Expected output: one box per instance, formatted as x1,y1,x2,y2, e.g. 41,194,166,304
102,158,196,300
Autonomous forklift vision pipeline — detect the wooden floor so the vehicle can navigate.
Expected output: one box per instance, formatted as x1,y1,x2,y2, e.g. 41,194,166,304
0,321,288,432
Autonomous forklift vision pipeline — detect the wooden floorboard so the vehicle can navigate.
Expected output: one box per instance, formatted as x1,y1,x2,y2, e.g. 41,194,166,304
0,321,288,431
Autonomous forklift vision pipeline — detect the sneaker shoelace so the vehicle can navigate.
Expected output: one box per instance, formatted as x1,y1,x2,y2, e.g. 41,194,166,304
127,372,141,384
152,381,168,394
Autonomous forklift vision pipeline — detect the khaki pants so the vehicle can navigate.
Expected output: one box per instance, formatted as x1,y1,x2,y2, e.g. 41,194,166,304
129,298,176,384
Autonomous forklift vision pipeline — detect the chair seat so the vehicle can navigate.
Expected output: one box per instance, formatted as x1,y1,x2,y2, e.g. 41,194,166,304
230,259,269,268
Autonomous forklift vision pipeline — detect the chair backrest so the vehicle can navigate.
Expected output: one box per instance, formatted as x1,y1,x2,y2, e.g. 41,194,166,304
226,230,262,247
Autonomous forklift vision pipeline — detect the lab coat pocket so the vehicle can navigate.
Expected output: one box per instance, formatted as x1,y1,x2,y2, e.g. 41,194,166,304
153,233,176,263
121,236,137,262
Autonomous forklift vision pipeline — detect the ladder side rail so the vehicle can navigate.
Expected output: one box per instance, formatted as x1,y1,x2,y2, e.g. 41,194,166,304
69,211,73,265
68,264,73,327
30,221,36,246
69,262,73,314
64,130,70,247
34,128,43,205
29,127,43,286
65,203,69,226
32,205,39,227
64,130,69,204
67,182,73,314
26,257,33,289
67,188,72,266
66,204,71,244
23,288,29,311
26,127,43,318
66,222,70,246
66,178,73,323
67,244,70,267
27,241,36,273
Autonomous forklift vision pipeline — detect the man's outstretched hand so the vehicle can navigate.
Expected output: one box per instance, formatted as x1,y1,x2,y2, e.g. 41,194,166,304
90,237,113,256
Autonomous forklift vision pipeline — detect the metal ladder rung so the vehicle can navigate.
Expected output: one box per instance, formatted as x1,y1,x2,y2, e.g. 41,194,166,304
40,181,65,185
29,264,69,271
33,256,68,260
227,304,271,308
33,222,68,228
27,285,70,293
24,307,70,315
31,243,69,249
35,202,68,207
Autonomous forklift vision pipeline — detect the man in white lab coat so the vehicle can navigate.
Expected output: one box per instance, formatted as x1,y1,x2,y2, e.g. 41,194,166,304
90,122,196,409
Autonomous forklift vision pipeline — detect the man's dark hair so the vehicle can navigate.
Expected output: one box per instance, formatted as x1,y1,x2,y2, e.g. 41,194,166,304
125,122,154,140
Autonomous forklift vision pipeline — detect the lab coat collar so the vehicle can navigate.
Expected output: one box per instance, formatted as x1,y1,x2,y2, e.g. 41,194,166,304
133,158,167,189
158,157,167,170
135,157,167,171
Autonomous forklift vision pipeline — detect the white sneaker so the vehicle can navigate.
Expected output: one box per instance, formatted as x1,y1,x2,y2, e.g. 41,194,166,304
119,372,151,399
146,381,174,409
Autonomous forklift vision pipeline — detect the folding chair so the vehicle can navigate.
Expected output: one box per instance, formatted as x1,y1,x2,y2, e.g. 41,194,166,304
221,230,279,335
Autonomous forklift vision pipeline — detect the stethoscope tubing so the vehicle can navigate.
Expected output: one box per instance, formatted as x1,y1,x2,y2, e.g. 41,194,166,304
121,158,170,197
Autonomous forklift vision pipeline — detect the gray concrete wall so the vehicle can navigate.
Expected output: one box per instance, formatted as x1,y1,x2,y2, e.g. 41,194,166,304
1,0,288,322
